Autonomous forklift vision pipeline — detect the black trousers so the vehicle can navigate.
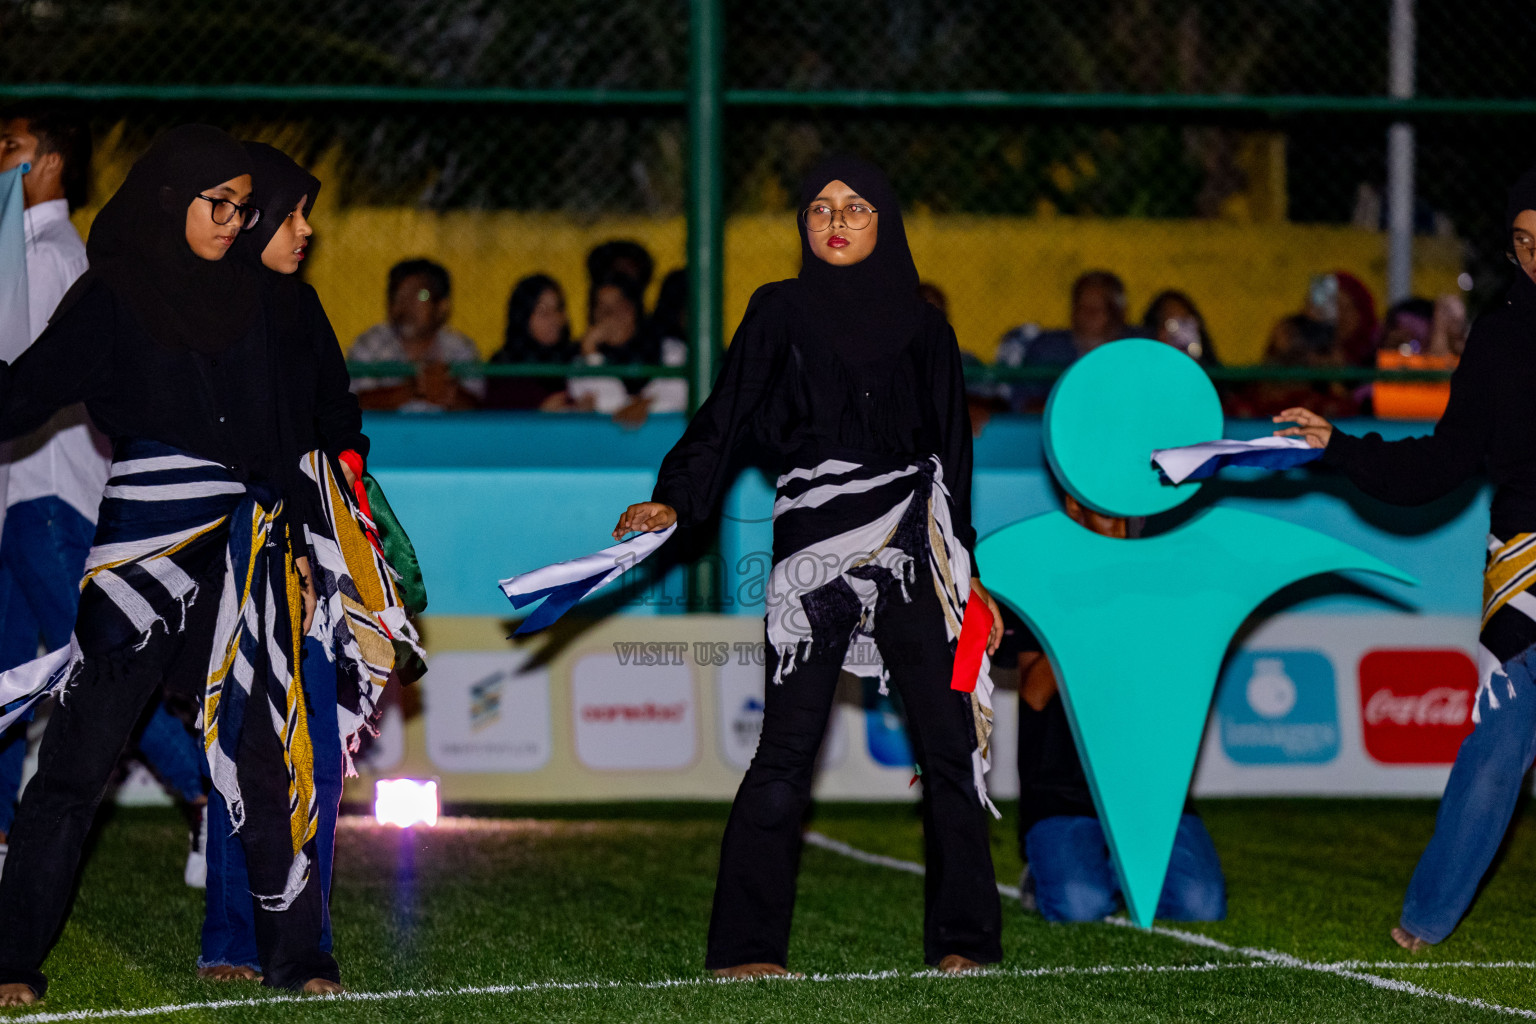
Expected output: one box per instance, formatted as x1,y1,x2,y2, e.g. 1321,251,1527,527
705,562,1003,969
0,590,335,996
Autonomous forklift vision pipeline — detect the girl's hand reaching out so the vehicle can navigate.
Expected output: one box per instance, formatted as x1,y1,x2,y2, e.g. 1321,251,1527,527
613,502,677,541
1273,407,1334,449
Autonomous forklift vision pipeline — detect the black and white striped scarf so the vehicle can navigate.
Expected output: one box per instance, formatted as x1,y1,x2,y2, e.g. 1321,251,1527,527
766,453,996,813
0,439,423,910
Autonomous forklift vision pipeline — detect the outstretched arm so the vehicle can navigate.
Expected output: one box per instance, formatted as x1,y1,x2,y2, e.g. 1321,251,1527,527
1274,322,1492,506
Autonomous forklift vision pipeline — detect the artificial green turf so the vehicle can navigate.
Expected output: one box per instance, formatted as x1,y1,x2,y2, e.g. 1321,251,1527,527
5,799,1536,1022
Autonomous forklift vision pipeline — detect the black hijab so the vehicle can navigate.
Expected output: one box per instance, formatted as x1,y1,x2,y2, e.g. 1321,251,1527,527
87,124,261,354
494,274,574,364
233,142,320,268
1508,163,1536,231
788,154,925,362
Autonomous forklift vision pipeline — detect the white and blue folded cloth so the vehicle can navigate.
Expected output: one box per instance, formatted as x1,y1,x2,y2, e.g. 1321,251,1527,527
1151,437,1323,485
499,525,676,635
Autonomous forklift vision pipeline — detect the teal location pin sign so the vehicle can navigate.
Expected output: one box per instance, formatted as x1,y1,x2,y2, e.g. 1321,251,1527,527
979,339,1416,928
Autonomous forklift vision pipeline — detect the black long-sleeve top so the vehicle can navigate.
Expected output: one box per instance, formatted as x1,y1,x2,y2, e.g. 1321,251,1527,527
0,273,366,506
650,281,980,569
1323,274,1536,537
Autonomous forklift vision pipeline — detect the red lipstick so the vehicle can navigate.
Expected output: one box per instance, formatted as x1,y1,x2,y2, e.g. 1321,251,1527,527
827,234,849,249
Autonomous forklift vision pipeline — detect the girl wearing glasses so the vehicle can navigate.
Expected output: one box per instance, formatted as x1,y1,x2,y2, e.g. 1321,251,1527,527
0,125,413,1005
614,155,1005,977
1275,165,1536,954
191,142,371,990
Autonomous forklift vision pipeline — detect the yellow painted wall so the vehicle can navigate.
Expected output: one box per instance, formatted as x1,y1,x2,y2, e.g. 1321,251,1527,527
72,206,1464,367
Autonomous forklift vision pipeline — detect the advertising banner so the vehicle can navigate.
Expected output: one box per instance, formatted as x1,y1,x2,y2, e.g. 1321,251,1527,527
346,611,1482,805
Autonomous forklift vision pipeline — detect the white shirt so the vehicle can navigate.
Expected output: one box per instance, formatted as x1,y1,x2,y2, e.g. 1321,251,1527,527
6,200,110,522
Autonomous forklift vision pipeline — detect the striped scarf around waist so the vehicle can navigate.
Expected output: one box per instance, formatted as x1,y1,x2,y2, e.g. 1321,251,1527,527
0,439,423,911
766,454,996,814
0,441,246,724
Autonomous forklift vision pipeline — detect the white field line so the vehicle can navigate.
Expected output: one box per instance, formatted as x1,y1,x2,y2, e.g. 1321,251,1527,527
7,832,1535,1022
803,830,1536,1020
12,959,1532,1024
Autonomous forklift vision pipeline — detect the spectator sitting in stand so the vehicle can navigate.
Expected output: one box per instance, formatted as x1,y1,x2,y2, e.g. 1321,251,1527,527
1141,289,1219,367
1266,271,1379,369
614,268,690,428
349,258,484,412
564,272,647,414
485,274,577,411
1379,297,1437,358
995,270,1135,412
1227,272,1375,420
1004,493,1227,923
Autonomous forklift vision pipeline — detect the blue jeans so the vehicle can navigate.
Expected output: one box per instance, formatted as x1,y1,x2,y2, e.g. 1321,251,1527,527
1401,654,1536,944
1025,813,1227,923
200,637,343,969
0,497,204,833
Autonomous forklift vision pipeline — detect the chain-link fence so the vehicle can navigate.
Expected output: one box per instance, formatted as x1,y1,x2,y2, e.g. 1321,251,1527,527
2,0,1532,374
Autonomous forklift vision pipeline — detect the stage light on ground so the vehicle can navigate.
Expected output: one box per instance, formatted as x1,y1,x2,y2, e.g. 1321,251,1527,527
374,778,439,828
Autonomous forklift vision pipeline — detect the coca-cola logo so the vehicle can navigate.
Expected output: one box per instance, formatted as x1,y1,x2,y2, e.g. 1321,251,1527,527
1358,650,1476,765
1363,687,1471,728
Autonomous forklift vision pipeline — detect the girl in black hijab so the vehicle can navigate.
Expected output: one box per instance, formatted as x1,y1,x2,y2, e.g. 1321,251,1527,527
486,273,576,410
1275,164,1536,953
0,126,409,1004
614,155,1005,976
189,141,365,987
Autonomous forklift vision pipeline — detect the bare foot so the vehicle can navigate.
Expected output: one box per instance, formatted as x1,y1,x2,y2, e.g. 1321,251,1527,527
711,963,802,980
937,954,985,974
0,983,37,1006
1391,926,1430,953
302,978,344,995
197,965,261,982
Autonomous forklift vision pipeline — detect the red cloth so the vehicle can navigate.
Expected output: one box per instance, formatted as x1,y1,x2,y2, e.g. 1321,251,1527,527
337,449,371,517
950,595,993,693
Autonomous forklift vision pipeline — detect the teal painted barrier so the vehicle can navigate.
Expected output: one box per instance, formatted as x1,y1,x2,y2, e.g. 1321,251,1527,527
363,412,1488,621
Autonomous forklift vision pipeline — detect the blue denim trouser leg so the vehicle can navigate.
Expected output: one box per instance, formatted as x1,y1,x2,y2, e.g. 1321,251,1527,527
303,639,342,953
198,786,260,971
1026,814,1227,923
1401,658,1536,944
1025,816,1121,922
0,498,96,833
1155,815,1228,921
201,638,342,967
0,723,26,836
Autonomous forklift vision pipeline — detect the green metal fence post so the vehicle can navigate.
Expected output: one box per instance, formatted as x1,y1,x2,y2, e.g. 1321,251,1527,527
687,0,725,613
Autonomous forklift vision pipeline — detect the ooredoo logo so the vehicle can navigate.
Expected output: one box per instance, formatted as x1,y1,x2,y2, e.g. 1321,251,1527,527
1358,649,1476,764
572,654,697,771
580,702,688,723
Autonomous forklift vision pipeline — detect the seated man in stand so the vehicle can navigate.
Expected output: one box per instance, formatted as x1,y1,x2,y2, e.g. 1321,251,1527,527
349,259,484,412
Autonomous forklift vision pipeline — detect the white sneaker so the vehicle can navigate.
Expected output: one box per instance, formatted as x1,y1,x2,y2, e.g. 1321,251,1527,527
184,805,207,889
